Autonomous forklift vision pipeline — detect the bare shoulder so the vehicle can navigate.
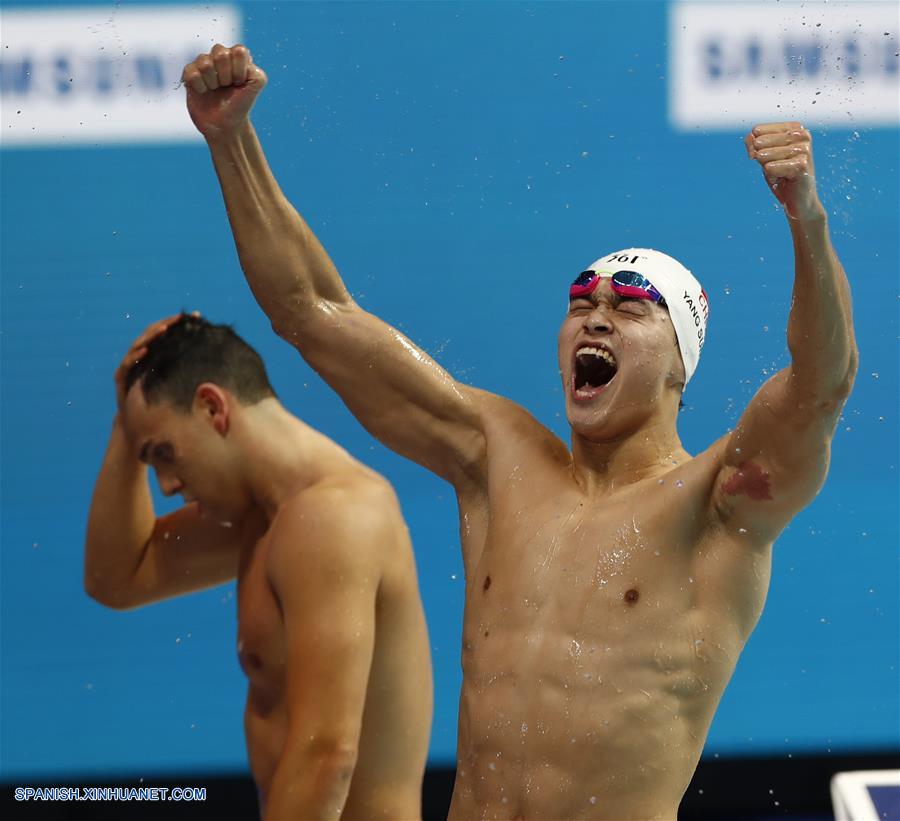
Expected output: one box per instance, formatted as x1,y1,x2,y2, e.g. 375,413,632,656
266,473,400,579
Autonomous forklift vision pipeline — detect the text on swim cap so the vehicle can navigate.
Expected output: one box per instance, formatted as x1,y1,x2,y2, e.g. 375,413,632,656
683,290,707,349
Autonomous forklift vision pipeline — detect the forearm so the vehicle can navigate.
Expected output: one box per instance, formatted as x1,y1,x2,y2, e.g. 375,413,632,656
263,747,356,821
205,121,351,335
84,416,156,606
785,209,858,400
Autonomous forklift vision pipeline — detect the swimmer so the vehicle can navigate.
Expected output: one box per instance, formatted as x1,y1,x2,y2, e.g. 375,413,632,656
185,44,857,820
84,314,432,820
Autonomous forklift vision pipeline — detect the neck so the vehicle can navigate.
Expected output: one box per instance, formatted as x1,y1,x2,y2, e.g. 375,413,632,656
232,399,351,521
570,414,688,495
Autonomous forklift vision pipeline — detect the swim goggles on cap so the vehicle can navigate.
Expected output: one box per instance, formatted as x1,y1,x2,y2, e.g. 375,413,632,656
569,269,666,306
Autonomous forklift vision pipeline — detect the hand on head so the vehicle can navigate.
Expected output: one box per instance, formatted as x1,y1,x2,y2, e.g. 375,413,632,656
182,44,268,138
745,122,822,221
114,312,200,412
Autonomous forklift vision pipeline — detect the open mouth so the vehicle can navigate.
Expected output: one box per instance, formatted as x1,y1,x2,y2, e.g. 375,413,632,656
572,345,618,400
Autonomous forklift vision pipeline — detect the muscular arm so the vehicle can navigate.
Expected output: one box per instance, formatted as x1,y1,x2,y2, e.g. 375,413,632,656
712,123,858,540
185,46,487,488
84,415,241,609
263,486,382,821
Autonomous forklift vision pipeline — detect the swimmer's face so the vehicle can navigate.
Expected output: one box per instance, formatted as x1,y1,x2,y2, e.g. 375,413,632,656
122,383,248,521
558,278,684,437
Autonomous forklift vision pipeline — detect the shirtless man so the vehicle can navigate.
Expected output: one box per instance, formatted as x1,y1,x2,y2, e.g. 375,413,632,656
184,43,857,819
84,314,432,820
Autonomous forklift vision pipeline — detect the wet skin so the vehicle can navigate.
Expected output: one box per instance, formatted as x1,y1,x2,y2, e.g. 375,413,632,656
186,53,856,817
88,386,432,820
449,401,766,820
233,475,432,819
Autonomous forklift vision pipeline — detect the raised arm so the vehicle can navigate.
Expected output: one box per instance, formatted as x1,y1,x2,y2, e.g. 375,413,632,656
84,317,241,609
711,122,858,541
182,45,487,488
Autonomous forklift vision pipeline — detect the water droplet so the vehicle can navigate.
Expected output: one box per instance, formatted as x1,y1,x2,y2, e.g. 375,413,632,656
450,574,457,580
488,761,496,771
675,480,684,488
738,528,748,534
871,372,880,379
175,637,182,645
589,796,597,805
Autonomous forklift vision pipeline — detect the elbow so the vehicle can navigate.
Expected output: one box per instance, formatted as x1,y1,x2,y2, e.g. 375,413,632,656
268,296,320,347
83,570,133,611
270,298,354,351
828,347,859,403
288,736,359,781
309,737,359,775
789,347,858,407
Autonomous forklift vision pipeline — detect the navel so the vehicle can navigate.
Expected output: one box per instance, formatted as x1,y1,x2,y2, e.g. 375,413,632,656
624,588,640,605
483,575,492,592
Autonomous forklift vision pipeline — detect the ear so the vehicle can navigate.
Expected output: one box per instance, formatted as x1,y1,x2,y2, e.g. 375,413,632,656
194,383,230,435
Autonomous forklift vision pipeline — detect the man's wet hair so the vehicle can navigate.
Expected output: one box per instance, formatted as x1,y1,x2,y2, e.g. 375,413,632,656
125,314,276,411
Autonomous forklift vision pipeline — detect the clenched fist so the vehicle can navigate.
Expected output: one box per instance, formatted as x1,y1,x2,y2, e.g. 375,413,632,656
182,44,267,138
745,122,824,223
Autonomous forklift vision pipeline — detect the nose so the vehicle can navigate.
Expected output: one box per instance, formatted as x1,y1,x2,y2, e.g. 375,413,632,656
583,305,613,335
157,473,183,497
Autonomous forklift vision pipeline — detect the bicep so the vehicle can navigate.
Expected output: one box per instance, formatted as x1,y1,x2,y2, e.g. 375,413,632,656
282,300,487,486
125,504,241,607
711,367,844,540
282,581,377,746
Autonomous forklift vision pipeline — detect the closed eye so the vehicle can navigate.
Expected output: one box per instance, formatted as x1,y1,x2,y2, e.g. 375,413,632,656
568,299,593,313
616,298,649,314
152,443,175,464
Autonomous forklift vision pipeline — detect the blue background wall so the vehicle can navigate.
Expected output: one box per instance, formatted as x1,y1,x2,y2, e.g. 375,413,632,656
2,0,898,778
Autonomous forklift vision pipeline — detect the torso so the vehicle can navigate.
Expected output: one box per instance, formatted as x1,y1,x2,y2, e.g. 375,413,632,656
236,473,432,820
450,398,773,820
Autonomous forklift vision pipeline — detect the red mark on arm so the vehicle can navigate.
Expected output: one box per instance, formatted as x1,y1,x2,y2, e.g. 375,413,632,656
722,461,773,501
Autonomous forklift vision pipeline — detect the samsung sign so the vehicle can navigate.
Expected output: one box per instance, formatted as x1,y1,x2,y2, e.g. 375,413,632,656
0,5,241,147
669,1,899,130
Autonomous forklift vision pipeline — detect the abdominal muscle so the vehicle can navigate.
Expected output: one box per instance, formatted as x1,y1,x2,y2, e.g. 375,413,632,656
447,497,758,820
450,605,740,820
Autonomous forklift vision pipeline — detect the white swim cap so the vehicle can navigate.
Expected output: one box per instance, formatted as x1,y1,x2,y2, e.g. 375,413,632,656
577,248,709,386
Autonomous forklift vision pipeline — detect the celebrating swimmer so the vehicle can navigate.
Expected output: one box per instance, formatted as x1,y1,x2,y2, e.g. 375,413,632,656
84,315,432,820
184,43,857,820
